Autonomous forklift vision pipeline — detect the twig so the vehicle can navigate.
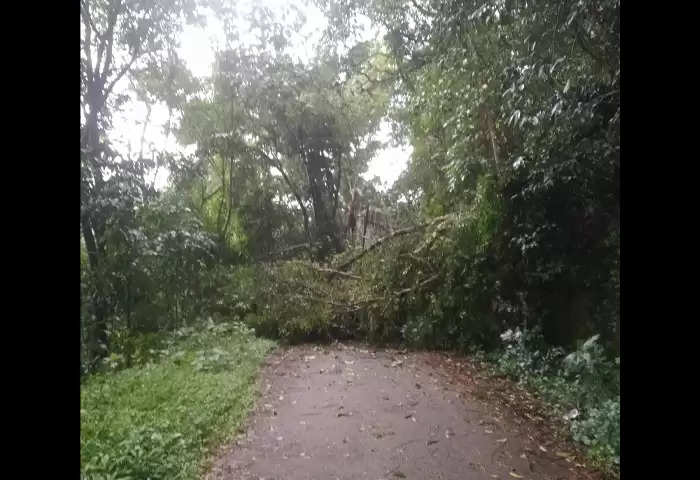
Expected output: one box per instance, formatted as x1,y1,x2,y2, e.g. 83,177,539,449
313,267,363,280
394,274,440,297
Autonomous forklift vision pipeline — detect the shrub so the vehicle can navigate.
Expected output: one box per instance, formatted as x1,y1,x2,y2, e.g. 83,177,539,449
493,328,620,470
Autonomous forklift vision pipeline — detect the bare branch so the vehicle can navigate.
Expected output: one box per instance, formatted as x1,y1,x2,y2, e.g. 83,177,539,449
254,146,312,243
100,0,121,80
409,0,434,18
394,273,440,297
138,101,152,159
313,267,362,281
335,215,453,272
103,49,140,101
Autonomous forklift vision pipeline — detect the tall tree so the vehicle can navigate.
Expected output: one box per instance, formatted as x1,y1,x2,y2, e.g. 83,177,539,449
177,10,392,258
80,0,200,366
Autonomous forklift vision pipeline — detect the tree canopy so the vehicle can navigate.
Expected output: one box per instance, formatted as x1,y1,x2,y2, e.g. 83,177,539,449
81,1,619,475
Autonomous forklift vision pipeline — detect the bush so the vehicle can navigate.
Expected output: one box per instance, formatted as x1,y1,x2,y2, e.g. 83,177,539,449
572,397,620,466
492,328,619,470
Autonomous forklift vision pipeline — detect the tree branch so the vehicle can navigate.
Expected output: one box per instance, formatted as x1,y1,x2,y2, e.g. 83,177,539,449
254,146,312,244
103,49,140,101
313,266,362,280
100,0,121,80
80,0,95,84
335,215,453,272
409,0,434,18
394,273,440,296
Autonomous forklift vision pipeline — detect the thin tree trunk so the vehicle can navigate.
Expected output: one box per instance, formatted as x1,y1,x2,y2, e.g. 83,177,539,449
487,113,501,180
81,218,109,368
362,205,369,250
222,157,234,242
256,148,312,245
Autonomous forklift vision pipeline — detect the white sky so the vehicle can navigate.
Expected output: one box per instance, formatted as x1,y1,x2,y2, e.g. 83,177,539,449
109,0,410,192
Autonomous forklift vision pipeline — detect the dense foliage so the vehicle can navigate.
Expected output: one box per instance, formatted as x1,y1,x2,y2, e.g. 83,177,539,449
492,329,620,470
81,0,619,476
320,0,620,350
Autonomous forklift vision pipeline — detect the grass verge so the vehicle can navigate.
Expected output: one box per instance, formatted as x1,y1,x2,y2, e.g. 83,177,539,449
80,321,275,480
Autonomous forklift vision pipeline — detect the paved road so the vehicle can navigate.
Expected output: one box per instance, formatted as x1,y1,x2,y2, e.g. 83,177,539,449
206,344,594,480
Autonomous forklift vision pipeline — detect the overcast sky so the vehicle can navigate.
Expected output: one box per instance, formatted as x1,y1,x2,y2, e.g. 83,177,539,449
110,0,410,191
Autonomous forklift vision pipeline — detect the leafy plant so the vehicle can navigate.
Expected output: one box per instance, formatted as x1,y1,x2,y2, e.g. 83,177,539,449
492,329,619,471
80,322,275,479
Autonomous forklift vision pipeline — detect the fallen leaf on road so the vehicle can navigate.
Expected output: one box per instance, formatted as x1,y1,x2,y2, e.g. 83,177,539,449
508,472,524,478
538,445,547,452
496,438,508,443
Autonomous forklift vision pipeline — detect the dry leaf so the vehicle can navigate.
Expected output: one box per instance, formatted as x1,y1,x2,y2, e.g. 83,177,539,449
508,472,524,478
538,445,547,452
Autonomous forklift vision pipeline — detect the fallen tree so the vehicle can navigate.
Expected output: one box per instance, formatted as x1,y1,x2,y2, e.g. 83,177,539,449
334,214,455,272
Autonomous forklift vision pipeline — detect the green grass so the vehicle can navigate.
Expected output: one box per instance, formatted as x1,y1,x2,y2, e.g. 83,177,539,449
80,322,275,480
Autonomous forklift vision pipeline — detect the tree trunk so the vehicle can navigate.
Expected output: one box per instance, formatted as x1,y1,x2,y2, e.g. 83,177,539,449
362,205,369,250
304,150,343,257
81,218,109,369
